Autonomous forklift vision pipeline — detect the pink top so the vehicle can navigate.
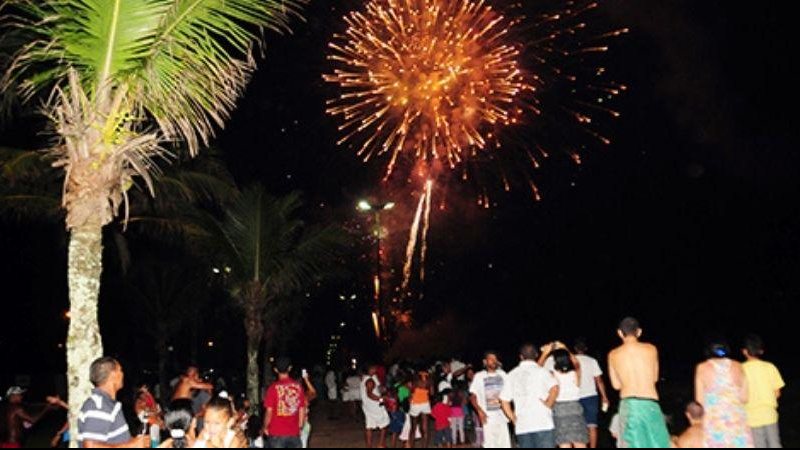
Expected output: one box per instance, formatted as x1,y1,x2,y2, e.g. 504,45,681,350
450,405,465,418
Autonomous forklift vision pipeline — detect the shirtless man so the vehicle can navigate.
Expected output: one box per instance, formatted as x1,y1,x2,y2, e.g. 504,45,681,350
3,387,54,448
674,402,704,449
607,317,670,448
171,366,214,411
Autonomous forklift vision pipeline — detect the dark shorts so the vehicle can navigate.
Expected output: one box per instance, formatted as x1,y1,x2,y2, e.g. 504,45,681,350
434,429,453,446
580,396,600,427
389,411,406,434
267,436,302,448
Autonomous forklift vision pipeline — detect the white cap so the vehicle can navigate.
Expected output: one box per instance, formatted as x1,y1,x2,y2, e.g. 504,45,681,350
6,386,26,397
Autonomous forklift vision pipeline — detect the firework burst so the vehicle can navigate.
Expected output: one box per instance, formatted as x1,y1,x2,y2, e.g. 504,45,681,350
324,0,531,178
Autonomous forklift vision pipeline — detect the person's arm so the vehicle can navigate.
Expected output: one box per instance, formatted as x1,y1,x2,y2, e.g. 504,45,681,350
608,353,621,391
543,384,559,409
190,380,215,392
596,376,610,409
734,363,749,404
51,421,69,448
263,407,274,436
47,395,69,410
299,406,307,430
452,366,470,380
365,379,381,402
303,375,318,403
500,401,516,425
694,364,705,405
16,404,53,425
538,343,554,367
469,393,487,426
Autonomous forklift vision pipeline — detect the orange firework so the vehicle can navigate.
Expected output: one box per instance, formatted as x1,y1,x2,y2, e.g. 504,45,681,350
324,0,531,178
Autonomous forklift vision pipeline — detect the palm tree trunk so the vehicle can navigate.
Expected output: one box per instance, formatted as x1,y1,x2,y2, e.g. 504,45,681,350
246,329,263,412
157,336,169,407
66,224,104,448
243,296,264,411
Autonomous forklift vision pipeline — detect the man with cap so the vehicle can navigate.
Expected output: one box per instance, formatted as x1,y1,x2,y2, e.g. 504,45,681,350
2,386,55,448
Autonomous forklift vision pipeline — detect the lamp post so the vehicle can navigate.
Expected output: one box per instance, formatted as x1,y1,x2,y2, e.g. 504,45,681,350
357,200,395,340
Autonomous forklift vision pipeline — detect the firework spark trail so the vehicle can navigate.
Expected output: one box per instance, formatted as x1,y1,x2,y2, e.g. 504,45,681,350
402,188,427,293
419,180,433,290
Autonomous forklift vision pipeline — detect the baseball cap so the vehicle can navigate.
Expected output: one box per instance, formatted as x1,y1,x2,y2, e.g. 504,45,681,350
6,386,27,397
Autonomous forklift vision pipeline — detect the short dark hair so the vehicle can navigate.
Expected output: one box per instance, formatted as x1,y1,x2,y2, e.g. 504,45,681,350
744,334,765,357
552,350,575,373
519,343,539,361
90,357,119,387
573,338,589,354
686,402,704,420
619,317,641,337
275,356,292,374
483,350,498,360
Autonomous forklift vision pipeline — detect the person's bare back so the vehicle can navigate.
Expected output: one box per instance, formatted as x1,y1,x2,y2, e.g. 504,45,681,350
172,368,214,402
609,341,660,400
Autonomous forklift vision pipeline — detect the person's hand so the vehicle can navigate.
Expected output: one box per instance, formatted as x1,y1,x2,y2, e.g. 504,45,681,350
601,399,610,413
50,435,60,448
554,341,566,350
478,411,488,426
132,435,150,448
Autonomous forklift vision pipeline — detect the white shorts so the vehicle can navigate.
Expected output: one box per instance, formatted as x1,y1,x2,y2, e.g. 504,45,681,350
364,410,391,430
409,402,432,417
400,414,423,441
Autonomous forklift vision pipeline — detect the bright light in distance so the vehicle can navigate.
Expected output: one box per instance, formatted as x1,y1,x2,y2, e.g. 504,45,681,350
357,200,373,211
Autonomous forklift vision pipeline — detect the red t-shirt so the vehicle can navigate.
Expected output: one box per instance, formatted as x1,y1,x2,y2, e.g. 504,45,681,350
431,403,451,431
264,379,307,437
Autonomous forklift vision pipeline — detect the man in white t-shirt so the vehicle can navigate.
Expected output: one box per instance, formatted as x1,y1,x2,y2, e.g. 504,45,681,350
470,351,510,448
500,344,560,448
543,340,610,448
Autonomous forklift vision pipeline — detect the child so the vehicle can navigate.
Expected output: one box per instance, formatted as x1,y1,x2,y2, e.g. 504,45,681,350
431,392,453,448
449,387,466,446
384,386,405,448
159,409,194,448
193,396,247,448
742,334,785,448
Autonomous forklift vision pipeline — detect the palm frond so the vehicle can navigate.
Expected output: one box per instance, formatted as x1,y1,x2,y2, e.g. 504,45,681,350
139,0,304,153
219,185,349,301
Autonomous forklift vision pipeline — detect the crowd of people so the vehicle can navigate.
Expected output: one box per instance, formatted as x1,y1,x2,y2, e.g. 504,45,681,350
0,317,787,448
331,317,785,449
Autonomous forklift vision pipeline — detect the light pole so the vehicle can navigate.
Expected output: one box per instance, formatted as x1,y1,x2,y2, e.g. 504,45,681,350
357,200,395,340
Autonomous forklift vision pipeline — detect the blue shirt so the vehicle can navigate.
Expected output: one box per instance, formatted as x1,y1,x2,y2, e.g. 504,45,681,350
77,388,132,445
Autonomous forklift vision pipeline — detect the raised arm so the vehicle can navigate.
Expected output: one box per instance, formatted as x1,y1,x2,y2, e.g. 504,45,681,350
303,375,318,403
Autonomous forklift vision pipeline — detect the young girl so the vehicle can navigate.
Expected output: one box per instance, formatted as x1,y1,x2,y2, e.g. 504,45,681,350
448,386,466,446
159,409,194,449
192,397,247,448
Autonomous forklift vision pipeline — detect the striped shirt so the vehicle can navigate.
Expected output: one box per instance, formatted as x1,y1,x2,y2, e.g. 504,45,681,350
77,388,132,445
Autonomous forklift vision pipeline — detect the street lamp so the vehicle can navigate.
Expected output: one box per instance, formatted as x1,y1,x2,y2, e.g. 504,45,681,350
357,199,395,341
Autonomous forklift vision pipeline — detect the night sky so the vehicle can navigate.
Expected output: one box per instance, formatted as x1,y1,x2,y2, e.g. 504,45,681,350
2,0,799,390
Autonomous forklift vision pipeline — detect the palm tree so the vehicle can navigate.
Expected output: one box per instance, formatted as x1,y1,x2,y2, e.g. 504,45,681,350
0,2,303,439
216,186,348,409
